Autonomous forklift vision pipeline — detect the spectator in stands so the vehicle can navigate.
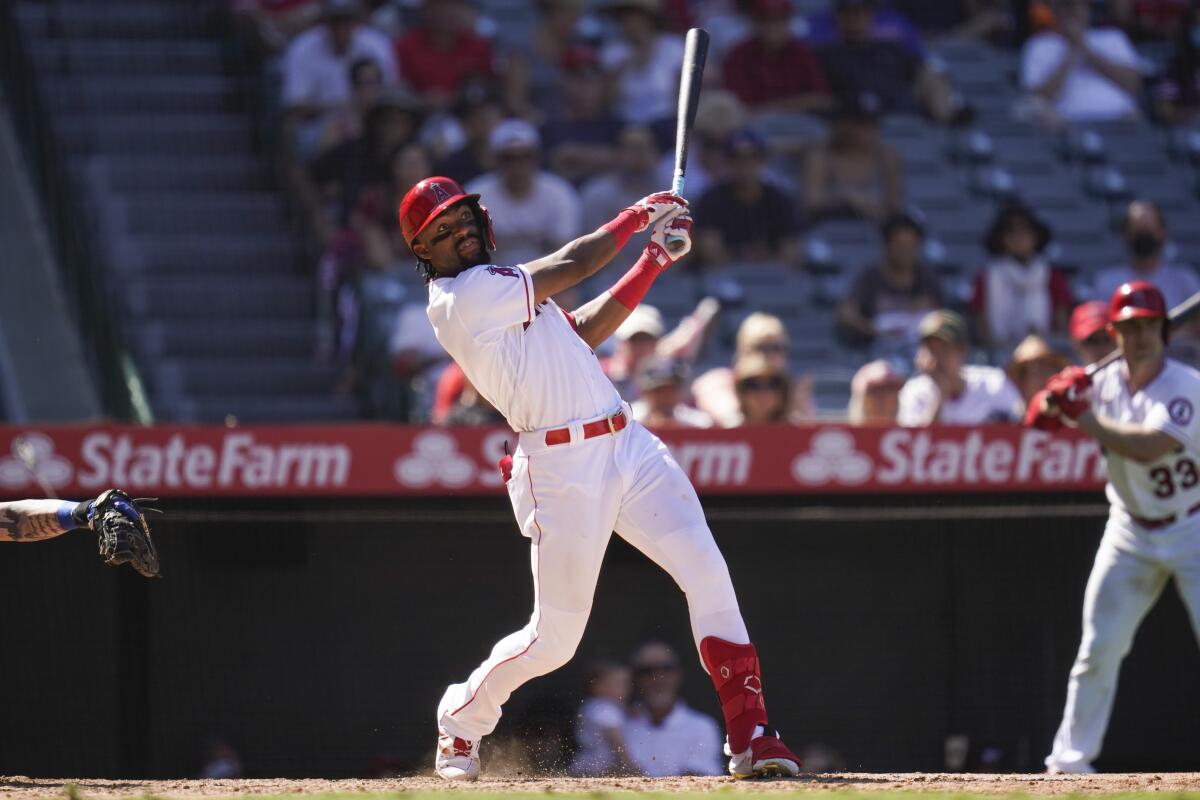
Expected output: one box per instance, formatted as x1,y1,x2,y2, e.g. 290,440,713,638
571,661,639,777
1152,1,1200,122
606,305,666,401
232,0,321,56
654,91,749,200
802,92,904,224
631,356,714,428
307,87,425,237
599,0,686,143
394,0,494,111
836,213,943,347
1068,300,1117,365
848,359,907,425
1020,0,1142,125
722,0,831,114
432,78,506,185
807,0,926,55
731,352,794,425
353,142,434,271
281,0,398,162
693,130,802,266
1006,333,1070,406
971,202,1074,350
693,312,814,426
313,57,385,160
888,0,1008,41
1093,200,1200,308
814,0,965,124
506,0,592,122
465,119,583,267
897,310,1025,426
541,47,624,186
622,642,723,777
444,375,506,426
581,125,661,233
1110,0,1191,41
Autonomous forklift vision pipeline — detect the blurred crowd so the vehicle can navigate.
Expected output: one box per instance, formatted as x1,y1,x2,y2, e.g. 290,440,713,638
228,0,1200,427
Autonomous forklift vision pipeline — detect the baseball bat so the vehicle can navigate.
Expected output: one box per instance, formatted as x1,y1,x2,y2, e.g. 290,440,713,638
666,27,709,253
1085,289,1200,377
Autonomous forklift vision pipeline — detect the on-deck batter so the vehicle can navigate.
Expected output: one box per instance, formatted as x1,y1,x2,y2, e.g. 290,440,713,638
1027,280,1200,773
398,176,803,781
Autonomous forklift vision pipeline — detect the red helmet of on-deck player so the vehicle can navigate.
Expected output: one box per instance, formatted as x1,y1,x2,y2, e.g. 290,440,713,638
398,176,496,254
1108,280,1170,342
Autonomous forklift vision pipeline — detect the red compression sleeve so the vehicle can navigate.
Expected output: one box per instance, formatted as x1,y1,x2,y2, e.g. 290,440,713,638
599,208,642,250
608,250,663,311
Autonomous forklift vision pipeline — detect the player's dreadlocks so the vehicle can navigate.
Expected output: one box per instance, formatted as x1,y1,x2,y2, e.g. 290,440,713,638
412,201,492,285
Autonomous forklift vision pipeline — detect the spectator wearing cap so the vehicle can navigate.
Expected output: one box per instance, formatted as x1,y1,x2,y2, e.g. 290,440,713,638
604,305,666,401
394,0,494,110
722,0,832,114
897,310,1025,426
837,214,943,348
848,359,907,425
1093,200,1200,311
693,312,814,426
731,352,793,425
815,0,964,124
540,47,625,186
970,203,1073,351
622,642,723,777
693,130,801,266
632,356,714,429
599,0,686,140
1006,333,1070,406
1020,0,1141,125
581,125,662,233
1069,300,1117,365
432,78,506,186
802,92,904,224
465,119,582,267
281,0,398,160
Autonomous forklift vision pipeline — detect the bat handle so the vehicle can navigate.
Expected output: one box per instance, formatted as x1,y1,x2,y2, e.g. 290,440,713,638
665,171,687,253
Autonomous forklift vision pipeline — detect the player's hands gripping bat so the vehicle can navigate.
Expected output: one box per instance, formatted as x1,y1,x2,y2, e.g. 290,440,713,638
645,208,694,269
624,191,689,233
666,27,709,254
83,489,162,578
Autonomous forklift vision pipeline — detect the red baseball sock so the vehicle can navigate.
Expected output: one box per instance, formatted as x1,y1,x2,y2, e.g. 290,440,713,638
700,637,768,755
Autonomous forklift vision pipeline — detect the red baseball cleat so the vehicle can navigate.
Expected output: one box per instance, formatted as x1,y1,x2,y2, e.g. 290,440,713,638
726,730,803,778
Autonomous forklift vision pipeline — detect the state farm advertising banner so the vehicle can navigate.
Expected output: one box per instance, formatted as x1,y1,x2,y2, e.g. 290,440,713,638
0,424,1107,498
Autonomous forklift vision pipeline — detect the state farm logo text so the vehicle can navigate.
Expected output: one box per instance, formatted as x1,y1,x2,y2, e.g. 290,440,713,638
50,432,348,490
874,429,1104,485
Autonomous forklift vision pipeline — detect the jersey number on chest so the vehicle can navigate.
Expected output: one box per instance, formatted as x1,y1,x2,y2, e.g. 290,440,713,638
1149,457,1200,498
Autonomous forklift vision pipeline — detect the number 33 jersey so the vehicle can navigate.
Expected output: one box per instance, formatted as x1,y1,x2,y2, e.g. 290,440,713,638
1090,358,1200,521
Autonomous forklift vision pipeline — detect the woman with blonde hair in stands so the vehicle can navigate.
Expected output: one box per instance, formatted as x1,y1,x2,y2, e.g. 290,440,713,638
692,312,814,427
847,359,906,425
731,352,792,426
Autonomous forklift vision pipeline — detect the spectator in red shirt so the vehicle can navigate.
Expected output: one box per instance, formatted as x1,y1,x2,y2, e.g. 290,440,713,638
722,0,831,114
394,0,494,110
970,202,1073,350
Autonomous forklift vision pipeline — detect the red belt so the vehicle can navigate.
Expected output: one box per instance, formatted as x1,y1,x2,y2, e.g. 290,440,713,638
544,410,627,446
1131,500,1200,530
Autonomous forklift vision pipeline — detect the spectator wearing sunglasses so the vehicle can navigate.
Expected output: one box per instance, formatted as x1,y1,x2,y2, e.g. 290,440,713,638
732,352,793,425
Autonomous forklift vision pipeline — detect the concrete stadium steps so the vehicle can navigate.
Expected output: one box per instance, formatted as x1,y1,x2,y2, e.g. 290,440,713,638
56,114,254,156
177,395,361,423
117,234,299,277
120,276,313,320
132,320,318,360
118,192,286,236
14,2,212,40
148,358,343,397
42,75,243,115
99,156,275,194
27,40,226,77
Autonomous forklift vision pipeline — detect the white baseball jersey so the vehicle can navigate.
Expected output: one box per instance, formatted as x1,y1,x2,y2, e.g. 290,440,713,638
897,365,1024,426
426,263,621,432
1090,358,1200,521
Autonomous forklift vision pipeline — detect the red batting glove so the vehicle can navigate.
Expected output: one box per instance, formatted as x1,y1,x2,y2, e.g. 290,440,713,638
1023,389,1065,431
624,192,688,232
1044,372,1091,420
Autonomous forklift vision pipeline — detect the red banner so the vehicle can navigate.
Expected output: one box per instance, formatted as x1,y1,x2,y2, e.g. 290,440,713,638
0,424,1107,498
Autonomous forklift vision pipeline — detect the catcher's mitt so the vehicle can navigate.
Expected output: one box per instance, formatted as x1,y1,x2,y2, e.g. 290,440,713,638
88,489,161,578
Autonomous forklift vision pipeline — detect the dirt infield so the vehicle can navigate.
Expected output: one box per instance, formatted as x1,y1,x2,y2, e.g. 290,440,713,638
3,774,1200,799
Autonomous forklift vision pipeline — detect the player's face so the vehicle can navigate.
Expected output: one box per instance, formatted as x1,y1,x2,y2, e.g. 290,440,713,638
412,202,488,277
1112,316,1165,367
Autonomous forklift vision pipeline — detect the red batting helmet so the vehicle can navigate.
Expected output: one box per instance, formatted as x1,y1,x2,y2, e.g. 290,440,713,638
398,176,495,252
1109,280,1169,342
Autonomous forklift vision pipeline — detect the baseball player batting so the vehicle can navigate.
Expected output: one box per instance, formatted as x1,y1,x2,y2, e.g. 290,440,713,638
399,176,802,781
0,490,160,577
1026,280,1200,773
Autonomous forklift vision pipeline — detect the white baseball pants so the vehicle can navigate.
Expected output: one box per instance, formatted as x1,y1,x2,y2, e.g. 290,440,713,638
1045,512,1200,773
437,416,748,742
